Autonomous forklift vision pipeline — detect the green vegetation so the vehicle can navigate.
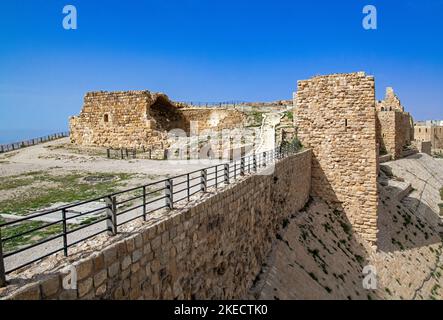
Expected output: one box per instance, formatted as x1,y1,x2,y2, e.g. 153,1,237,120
1,220,64,253
251,111,263,126
0,171,133,215
280,137,303,150
283,111,293,121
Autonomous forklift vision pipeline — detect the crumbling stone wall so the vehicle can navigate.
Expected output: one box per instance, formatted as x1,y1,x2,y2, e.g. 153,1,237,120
376,111,413,159
375,88,414,159
412,140,432,155
376,87,403,112
414,124,443,150
3,150,312,300
69,91,185,150
69,92,251,153
294,72,378,245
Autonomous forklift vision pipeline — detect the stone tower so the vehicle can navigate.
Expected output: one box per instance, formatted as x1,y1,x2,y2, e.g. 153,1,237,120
294,72,379,246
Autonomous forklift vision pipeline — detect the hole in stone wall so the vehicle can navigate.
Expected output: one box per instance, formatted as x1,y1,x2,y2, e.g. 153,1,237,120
104,114,109,123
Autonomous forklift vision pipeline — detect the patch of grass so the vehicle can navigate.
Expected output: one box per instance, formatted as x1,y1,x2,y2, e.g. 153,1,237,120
249,111,264,126
0,171,46,191
283,111,293,121
1,220,64,253
0,171,133,215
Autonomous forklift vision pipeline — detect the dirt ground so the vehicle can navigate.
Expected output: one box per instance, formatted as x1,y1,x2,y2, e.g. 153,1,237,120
0,138,209,178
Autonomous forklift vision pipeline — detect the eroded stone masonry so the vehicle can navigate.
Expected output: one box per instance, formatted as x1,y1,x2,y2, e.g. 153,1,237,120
376,87,414,159
2,71,430,299
3,151,311,300
69,91,249,155
294,72,379,245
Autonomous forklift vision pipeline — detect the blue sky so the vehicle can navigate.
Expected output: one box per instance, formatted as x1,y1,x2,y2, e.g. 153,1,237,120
0,0,442,133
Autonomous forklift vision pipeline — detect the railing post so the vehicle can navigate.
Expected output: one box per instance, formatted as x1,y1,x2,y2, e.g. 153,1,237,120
142,186,147,221
165,179,174,210
224,163,230,184
0,227,6,287
62,208,68,256
253,153,257,172
215,166,218,187
240,157,245,176
201,169,207,192
187,174,190,201
234,162,237,179
263,151,267,167
106,196,117,235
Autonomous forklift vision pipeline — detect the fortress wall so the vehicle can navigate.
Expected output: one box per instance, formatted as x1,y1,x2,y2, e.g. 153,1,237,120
4,150,311,300
69,91,183,150
376,111,414,159
294,72,378,245
415,125,443,150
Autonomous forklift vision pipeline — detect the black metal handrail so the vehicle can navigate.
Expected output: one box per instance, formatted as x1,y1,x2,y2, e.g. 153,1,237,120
0,141,301,285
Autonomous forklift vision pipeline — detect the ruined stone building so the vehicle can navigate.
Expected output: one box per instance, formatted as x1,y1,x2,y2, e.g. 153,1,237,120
294,72,379,245
414,122,443,150
69,91,248,156
375,87,414,159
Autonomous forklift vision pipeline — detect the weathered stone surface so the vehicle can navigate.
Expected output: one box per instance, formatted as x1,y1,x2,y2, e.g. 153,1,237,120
78,278,93,298
295,72,378,245
9,284,41,300
69,91,247,155
74,259,93,281
376,88,414,160
94,269,108,288
2,150,311,300
40,276,60,298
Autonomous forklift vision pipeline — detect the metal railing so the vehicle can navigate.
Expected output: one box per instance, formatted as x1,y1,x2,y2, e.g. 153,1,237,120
0,141,301,285
0,132,70,154
106,148,137,159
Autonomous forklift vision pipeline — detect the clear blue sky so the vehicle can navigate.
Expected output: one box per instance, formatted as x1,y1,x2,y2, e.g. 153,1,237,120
0,0,442,133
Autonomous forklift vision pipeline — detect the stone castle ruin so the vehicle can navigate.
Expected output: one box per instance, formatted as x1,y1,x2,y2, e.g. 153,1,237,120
69,91,251,158
294,72,379,245
3,71,436,300
376,87,414,159
68,72,419,247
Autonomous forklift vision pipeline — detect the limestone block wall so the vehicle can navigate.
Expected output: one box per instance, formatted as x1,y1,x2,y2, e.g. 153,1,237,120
294,72,378,245
376,87,404,112
415,125,443,149
3,150,312,300
69,91,184,150
412,140,432,155
376,111,414,159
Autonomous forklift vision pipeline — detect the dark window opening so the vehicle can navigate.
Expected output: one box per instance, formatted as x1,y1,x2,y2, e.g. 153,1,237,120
104,114,109,123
